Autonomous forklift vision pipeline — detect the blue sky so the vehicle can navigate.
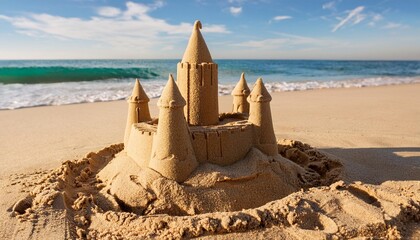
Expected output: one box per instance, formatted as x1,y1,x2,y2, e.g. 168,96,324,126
0,0,419,60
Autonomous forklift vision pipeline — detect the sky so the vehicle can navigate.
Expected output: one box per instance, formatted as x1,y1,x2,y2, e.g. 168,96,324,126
0,0,419,60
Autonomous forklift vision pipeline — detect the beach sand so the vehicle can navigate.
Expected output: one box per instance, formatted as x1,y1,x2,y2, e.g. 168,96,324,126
1,83,419,239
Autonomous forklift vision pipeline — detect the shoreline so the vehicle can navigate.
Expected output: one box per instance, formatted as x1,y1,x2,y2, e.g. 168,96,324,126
2,81,420,111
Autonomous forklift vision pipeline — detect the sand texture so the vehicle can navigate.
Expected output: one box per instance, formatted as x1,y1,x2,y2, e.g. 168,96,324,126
5,139,344,238
1,84,420,239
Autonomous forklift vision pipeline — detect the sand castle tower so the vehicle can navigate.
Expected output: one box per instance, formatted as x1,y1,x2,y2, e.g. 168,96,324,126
124,79,151,146
248,78,277,156
231,73,250,114
177,20,219,126
149,75,198,182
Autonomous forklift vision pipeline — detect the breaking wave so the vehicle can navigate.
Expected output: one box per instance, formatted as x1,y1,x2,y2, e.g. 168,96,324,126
0,66,160,84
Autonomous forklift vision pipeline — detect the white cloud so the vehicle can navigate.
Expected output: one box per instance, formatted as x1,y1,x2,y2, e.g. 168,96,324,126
229,6,242,16
233,33,343,49
352,13,365,25
234,38,288,48
332,6,365,32
322,1,336,10
368,13,383,27
272,16,292,21
97,7,121,17
382,22,408,29
0,1,229,49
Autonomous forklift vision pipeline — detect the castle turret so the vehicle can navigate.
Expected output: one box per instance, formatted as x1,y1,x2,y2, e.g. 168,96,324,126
124,79,151,146
177,20,219,126
231,72,250,114
248,78,277,156
149,74,198,182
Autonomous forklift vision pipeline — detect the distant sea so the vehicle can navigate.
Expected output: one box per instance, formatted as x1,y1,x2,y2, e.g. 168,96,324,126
1,59,420,110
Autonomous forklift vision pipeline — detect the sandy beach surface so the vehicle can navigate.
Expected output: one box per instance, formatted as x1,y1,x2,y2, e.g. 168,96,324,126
1,83,419,239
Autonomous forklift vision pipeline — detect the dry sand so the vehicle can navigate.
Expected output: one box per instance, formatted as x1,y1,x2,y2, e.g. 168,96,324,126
0,83,419,239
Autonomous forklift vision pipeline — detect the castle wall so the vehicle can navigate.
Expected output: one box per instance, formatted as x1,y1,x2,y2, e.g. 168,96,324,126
126,122,255,168
177,62,219,126
126,124,155,168
190,124,253,166
124,103,152,146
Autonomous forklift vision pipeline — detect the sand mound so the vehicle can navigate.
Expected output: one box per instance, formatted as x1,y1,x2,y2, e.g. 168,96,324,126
86,180,420,239
7,140,419,239
95,139,341,216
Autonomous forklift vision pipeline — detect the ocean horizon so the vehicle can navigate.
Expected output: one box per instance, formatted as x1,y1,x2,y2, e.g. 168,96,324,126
1,59,420,110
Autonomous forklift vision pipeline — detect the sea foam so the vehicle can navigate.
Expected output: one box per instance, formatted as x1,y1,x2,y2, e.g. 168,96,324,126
1,76,419,110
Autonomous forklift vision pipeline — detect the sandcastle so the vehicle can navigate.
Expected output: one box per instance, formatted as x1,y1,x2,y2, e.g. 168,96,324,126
124,20,277,182
8,20,356,240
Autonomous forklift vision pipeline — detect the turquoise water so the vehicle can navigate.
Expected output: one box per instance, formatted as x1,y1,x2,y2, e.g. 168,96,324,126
1,59,420,84
1,59,420,109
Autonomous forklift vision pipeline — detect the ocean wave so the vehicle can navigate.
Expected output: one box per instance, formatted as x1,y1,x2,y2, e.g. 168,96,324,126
0,66,160,84
1,77,419,110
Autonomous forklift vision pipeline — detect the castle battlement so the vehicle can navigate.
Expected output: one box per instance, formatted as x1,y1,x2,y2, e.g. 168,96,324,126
189,122,253,165
124,20,277,182
177,62,217,86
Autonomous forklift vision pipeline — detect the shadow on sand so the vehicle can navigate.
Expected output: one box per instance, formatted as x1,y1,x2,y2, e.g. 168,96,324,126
320,147,420,184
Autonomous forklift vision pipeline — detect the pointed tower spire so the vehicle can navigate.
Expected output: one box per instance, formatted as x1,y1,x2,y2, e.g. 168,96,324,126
177,20,219,126
181,20,213,63
157,74,186,108
248,78,277,156
124,79,151,146
149,74,198,182
248,78,272,102
231,72,251,114
131,78,149,103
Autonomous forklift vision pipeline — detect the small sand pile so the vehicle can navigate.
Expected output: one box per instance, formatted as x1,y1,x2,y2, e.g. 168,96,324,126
8,140,420,239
